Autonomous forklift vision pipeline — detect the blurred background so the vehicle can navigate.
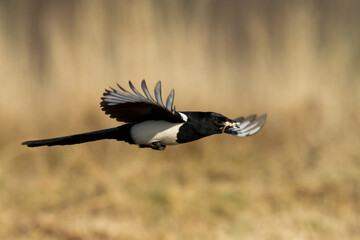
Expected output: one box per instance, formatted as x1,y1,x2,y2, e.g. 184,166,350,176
1,0,360,239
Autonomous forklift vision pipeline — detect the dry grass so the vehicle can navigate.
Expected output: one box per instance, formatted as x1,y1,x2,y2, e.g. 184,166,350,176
1,1,360,239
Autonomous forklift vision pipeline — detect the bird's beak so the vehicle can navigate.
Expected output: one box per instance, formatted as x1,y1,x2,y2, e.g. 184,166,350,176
221,121,238,133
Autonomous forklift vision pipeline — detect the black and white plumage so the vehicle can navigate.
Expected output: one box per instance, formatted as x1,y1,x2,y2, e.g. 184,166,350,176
22,80,267,150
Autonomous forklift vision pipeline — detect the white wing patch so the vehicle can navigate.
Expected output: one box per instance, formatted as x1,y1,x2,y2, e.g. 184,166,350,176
178,112,188,122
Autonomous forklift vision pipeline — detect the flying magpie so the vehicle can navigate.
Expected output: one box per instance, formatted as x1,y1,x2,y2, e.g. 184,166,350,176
22,80,267,151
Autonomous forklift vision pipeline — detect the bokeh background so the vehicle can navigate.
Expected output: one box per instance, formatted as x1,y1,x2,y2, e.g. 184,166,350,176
1,0,360,239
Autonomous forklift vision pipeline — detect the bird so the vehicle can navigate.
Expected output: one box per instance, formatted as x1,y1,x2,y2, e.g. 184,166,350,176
22,80,267,151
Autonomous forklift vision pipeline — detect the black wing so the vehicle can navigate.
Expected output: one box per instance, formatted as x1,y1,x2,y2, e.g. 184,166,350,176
101,80,184,123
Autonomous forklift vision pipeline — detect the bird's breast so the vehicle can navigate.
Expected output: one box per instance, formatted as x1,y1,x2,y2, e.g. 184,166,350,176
130,121,184,145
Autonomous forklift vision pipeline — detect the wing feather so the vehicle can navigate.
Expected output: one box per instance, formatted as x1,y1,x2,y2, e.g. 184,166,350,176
129,81,147,101
154,81,165,107
141,80,157,103
166,89,175,111
225,114,267,137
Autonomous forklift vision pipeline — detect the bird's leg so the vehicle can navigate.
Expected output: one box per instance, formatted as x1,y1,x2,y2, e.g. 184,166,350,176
149,141,166,151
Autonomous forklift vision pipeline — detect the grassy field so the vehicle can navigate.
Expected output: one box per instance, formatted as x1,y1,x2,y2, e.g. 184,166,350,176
1,1,360,239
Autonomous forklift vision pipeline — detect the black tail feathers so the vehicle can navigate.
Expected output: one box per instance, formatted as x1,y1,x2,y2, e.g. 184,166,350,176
22,125,133,147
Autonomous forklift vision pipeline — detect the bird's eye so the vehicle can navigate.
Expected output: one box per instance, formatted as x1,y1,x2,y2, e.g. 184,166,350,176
213,117,222,125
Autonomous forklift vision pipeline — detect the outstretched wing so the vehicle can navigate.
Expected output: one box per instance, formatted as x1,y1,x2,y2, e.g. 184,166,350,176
101,80,184,123
225,114,267,137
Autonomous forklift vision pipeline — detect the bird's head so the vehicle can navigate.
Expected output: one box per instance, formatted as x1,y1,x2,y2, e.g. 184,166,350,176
181,111,266,139
206,112,237,134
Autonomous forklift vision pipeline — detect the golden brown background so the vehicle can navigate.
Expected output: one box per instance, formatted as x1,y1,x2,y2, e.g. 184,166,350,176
1,1,360,239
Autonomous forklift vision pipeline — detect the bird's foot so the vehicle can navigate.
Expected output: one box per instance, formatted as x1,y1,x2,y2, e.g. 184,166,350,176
139,142,166,151
149,141,166,151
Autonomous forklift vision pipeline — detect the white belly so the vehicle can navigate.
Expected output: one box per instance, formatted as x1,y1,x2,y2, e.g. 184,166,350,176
130,121,184,145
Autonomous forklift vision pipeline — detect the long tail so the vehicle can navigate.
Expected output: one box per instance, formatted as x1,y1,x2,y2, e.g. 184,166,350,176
22,125,133,147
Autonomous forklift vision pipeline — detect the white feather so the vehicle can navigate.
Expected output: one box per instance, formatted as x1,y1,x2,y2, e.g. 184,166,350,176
238,121,251,129
130,121,184,145
248,126,261,135
178,112,188,122
241,123,258,132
